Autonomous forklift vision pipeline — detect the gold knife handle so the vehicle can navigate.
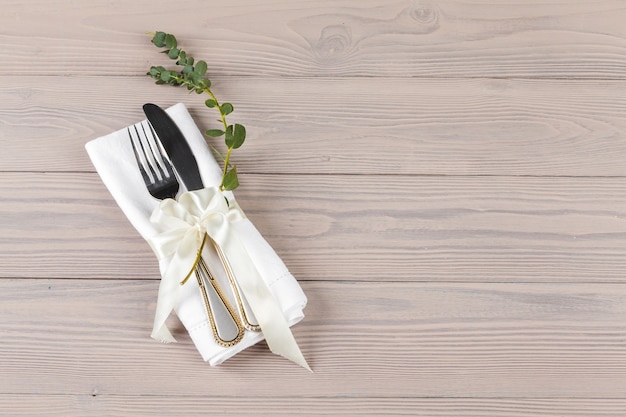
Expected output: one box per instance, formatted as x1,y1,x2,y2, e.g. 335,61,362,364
212,239,262,332
195,256,245,347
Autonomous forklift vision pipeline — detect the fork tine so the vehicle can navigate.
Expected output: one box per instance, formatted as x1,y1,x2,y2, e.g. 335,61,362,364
144,122,176,181
137,122,164,182
130,121,176,184
128,126,153,186
137,121,174,182
128,121,180,200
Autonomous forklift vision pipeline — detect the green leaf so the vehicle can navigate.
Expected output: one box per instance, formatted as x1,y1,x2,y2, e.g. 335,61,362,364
176,50,187,65
182,64,193,74
148,67,160,77
220,103,233,116
200,78,211,89
222,165,239,191
210,145,227,162
194,60,207,76
205,129,225,137
224,124,246,149
152,31,166,47
148,65,166,79
210,145,230,161
160,70,171,82
205,99,217,108
188,71,199,84
168,48,180,59
164,34,177,49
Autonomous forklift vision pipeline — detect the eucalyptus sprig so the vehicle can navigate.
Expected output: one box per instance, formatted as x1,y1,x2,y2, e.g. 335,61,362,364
146,31,245,191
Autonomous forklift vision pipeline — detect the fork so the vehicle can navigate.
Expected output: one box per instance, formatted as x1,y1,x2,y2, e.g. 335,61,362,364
128,121,245,347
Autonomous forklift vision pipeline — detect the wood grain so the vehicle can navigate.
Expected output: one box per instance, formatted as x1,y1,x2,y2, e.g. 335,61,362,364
3,0,626,79
1,173,624,282
2,77,626,175
3,396,626,417
2,279,626,398
2,0,626,414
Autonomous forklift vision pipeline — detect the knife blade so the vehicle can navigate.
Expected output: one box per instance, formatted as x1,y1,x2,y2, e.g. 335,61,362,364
143,103,204,191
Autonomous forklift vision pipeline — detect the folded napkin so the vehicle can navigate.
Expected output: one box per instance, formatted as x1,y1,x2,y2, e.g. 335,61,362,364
85,103,308,368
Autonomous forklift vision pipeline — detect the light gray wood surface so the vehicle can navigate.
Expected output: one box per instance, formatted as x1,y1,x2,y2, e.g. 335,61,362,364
1,1,625,415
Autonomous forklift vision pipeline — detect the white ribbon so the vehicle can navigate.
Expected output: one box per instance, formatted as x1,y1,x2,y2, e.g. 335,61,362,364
147,187,310,370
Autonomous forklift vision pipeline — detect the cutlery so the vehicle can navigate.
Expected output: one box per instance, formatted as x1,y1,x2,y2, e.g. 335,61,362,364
143,103,261,332
128,120,245,347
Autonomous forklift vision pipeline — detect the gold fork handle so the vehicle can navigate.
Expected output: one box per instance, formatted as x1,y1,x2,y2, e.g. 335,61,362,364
195,257,244,347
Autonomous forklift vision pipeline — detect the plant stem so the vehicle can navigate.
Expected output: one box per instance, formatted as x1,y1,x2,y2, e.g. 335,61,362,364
221,148,233,191
204,89,232,191
206,89,228,131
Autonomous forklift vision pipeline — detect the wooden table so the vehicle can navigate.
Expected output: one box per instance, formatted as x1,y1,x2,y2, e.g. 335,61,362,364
2,1,626,415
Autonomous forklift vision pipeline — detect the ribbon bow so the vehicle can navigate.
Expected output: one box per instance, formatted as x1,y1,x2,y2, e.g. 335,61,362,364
147,187,310,370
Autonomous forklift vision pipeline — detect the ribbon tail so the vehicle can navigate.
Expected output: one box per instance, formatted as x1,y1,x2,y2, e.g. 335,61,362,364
261,302,312,372
221,236,311,371
150,250,191,344
149,221,205,344
151,275,177,343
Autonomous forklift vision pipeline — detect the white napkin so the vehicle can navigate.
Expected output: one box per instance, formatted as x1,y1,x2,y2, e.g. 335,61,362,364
85,103,307,365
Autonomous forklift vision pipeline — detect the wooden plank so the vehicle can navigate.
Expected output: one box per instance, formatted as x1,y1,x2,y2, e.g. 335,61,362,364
0,172,150,279
3,395,626,416
2,0,626,78
2,173,625,282
1,279,626,397
2,77,626,175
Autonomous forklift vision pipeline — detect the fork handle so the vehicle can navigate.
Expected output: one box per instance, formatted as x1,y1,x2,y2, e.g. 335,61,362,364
195,257,244,347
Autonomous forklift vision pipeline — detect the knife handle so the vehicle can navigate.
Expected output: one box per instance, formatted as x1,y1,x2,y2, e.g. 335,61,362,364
212,239,262,332
195,256,245,347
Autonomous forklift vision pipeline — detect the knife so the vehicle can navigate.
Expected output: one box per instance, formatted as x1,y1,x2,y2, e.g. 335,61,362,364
143,103,203,191
143,103,261,334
